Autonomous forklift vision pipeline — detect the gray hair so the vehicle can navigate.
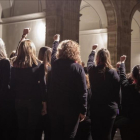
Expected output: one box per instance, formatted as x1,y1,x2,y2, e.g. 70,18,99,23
0,38,7,60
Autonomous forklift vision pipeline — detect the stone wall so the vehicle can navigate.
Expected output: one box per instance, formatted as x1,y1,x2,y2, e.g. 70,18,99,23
45,0,81,47
45,0,140,72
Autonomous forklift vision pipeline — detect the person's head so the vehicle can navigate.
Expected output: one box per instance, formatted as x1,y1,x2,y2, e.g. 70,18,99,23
56,40,81,64
96,48,114,69
38,46,52,65
0,38,7,60
10,50,16,59
13,39,37,68
132,65,140,91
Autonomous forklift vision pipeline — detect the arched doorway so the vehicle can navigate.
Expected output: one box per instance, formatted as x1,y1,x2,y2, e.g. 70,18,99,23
79,0,118,66
79,0,108,64
131,10,140,69
130,2,140,69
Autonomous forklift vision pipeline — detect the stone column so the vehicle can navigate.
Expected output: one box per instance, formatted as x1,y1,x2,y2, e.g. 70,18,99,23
45,0,81,47
45,0,64,47
107,25,118,67
102,0,118,67
115,0,137,72
63,0,81,42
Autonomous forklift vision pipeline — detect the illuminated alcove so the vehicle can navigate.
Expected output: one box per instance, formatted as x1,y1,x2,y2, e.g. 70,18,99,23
0,0,46,56
131,10,140,69
79,0,108,64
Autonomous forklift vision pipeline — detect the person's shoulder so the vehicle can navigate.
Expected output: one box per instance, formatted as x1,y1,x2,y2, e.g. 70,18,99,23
108,68,120,80
0,58,9,63
108,68,117,74
0,58,10,66
71,63,84,73
71,62,82,69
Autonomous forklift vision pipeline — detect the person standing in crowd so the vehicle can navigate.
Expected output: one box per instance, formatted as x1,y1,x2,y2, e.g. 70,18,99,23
118,55,140,140
47,34,87,140
87,45,120,140
0,38,10,139
10,29,47,140
75,75,92,140
38,46,52,140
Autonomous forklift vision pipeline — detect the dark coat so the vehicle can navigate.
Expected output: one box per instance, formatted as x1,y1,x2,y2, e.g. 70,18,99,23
87,51,120,115
10,61,46,102
120,63,140,119
47,41,87,115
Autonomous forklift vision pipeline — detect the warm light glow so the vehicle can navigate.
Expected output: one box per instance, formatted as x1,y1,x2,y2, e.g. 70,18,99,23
37,21,46,42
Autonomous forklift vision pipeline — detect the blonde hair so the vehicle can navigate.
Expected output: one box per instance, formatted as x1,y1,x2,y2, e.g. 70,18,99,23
56,40,82,64
0,38,7,60
96,48,114,69
13,40,38,68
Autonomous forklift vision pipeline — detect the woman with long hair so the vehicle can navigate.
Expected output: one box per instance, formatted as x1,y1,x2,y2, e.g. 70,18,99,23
118,55,140,140
0,38,10,139
38,46,52,81
87,45,120,140
48,34,87,140
38,46,52,140
11,31,46,140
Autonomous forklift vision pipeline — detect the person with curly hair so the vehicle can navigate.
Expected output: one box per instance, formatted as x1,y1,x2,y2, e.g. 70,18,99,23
47,34,87,140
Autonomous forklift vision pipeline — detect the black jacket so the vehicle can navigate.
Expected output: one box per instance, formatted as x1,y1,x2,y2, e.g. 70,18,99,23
47,41,87,115
120,63,140,119
10,61,46,102
87,51,120,111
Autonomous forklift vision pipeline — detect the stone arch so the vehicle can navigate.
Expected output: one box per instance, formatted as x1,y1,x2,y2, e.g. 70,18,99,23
79,0,119,66
130,2,140,25
99,0,118,66
130,2,140,69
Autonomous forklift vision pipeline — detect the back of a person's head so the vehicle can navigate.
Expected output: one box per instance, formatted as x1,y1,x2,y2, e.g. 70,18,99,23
38,46,52,65
13,40,37,68
0,38,7,60
132,65,140,92
96,48,113,69
56,40,81,64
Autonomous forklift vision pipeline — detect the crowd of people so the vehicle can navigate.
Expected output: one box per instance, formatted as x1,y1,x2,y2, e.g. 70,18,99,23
0,28,140,140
